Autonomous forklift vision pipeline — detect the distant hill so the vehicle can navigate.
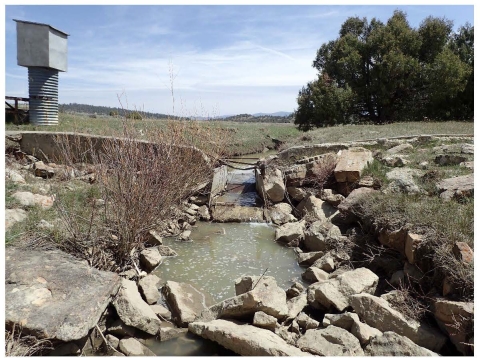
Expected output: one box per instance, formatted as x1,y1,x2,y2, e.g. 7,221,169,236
59,103,294,123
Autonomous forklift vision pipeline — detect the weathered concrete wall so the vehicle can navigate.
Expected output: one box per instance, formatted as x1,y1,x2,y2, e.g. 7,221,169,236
209,165,228,206
11,131,210,168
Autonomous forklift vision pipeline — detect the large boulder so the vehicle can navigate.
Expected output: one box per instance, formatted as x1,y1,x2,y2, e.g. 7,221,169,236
297,251,325,266
5,168,26,184
189,319,310,356
364,331,438,356
385,168,424,195
118,337,155,356
386,143,414,154
139,247,162,272
334,147,373,183
323,312,381,345
5,208,28,230
259,167,285,203
296,194,337,223
12,191,54,209
211,205,264,223
267,203,296,225
302,267,329,283
337,187,376,222
311,267,379,311
253,311,277,332
350,293,446,352
199,275,288,321
284,165,307,187
297,325,364,356
112,278,161,335
286,293,308,320
138,274,161,305
436,173,474,201
163,281,211,328
304,220,342,252
275,221,305,247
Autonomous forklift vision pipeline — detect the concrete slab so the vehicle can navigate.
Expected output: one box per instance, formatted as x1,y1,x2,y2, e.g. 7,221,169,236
5,247,121,342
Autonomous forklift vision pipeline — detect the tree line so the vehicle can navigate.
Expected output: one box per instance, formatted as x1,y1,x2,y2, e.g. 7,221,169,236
294,10,474,131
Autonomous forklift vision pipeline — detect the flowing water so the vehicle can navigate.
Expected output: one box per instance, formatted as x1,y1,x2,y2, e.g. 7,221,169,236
145,151,305,355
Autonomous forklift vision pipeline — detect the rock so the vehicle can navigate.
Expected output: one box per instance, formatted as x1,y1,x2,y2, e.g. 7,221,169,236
5,168,26,184
159,326,188,342
286,282,304,299
37,219,54,230
302,267,329,283
156,246,178,257
435,154,468,166
460,161,474,170
296,312,319,330
287,293,308,320
389,270,405,287
404,232,423,264
312,267,379,311
107,319,137,338
297,325,364,356
179,230,192,241
287,186,308,201
138,275,161,305
334,147,373,183
304,220,342,252
5,208,28,229
433,298,474,355
350,293,447,352
190,195,208,206
201,275,288,321
387,143,414,154
118,337,155,356
211,205,264,223
284,165,307,187
351,320,382,345
189,319,309,356
112,278,161,335
150,304,172,321
275,325,298,345
268,203,296,225
419,161,429,169
296,195,337,223
337,187,376,221
385,168,424,195
139,247,162,272
197,205,211,220
253,311,277,332
434,143,474,155
33,161,55,179
5,247,121,342
261,167,286,203
403,262,425,283
436,173,474,201
378,226,408,254
320,189,345,207
381,154,409,167
164,281,210,327
452,241,474,264
358,176,376,188
12,191,54,209
297,251,325,266
311,252,335,272
275,221,305,246
105,334,120,350
364,331,439,356
323,312,359,330
145,230,163,246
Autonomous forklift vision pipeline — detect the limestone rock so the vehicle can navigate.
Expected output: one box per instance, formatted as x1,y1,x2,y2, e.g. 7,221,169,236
297,251,325,266
5,247,121,342
107,319,137,338
337,187,376,220
302,267,329,283
164,281,211,328
12,191,54,209
323,312,359,330
435,154,468,166
262,168,286,203
311,252,335,272
275,221,305,247
159,326,188,342
385,168,423,195
105,334,120,350
350,293,446,352
139,247,162,272
253,311,277,332
452,241,474,264
297,325,364,356
138,274,161,305
5,208,28,230
296,194,337,223
365,331,439,356
286,282,304,299
33,161,55,179
304,220,342,252
150,304,172,321
320,189,345,207
287,186,308,201
200,275,288,321
145,230,163,246
296,312,319,330
284,164,307,187
351,320,382,345
405,232,423,264
118,337,155,356
268,202,296,225
198,205,211,221
437,173,474,201
312,267,379,311
378,226,408,254
334,147,373,183
157,246,178,257
286,293,308,320
189,319,310,356
381,154,409,167
387,143,414,154
5,168,26,184
112,278,161,335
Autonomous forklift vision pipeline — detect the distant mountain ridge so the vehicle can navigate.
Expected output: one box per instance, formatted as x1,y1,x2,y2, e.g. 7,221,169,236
59,103,293,122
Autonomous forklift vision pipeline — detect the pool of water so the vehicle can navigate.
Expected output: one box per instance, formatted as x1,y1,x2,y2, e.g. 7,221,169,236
154,221,305,303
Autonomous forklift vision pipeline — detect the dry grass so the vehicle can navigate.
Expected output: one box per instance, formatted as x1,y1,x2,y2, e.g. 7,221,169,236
5,325,52,356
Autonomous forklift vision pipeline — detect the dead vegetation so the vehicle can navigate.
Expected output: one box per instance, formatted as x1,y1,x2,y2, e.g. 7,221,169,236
5,325,52,356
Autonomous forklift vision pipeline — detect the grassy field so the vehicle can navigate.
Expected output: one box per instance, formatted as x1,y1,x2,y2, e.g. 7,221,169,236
5,113,474,156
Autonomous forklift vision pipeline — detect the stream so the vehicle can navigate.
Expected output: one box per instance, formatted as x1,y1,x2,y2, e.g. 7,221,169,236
145,151,305,355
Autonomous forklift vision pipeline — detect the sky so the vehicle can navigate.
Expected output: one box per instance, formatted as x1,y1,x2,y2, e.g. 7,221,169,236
3,3,475,117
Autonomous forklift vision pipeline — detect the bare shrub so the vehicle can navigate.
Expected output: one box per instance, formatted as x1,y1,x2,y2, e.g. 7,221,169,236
5,324,52,356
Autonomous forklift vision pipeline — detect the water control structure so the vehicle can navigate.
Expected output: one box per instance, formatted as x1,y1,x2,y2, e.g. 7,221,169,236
15,19,69,125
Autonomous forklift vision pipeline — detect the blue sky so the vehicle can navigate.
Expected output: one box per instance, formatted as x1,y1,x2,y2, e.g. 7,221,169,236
4,4,475,117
